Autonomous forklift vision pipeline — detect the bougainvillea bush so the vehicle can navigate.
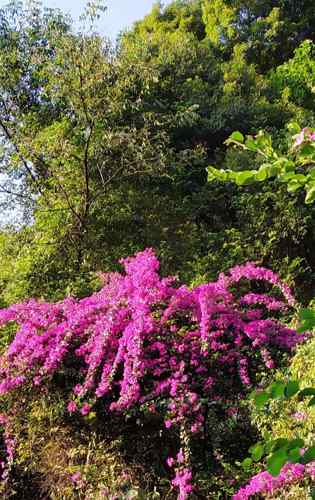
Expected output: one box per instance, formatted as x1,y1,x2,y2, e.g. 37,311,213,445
233,461,315,499
0,249,304,498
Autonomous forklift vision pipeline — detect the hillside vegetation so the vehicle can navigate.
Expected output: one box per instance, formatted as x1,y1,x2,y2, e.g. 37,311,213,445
0,1,314,498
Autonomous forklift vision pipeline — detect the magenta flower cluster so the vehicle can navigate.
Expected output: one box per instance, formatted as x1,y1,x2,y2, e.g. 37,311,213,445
0,249,302,498
233,461,315,499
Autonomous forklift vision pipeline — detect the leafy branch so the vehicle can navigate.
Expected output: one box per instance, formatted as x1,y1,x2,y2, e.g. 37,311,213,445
207,123,315,204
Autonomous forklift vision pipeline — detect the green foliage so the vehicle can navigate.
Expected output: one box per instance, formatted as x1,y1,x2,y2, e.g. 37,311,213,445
248,332,315,484
249,300,315,476
272,40,315,110
202,0,315,72
248,371,315,476
202,0,236,45
208,124,315,204
1,0,314,304
298,308,315,332
1,1,315,498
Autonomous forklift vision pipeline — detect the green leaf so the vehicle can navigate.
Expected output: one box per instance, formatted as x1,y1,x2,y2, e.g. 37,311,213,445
297,308,315,332
288,447,302,463
245,138,258,151
250,443,265,462
300,144,315,157
207,166,228,182
269,164,280,176
305,186,315,204
298,322,314,333
287,180,302,193
300,308,315,321
254,391,269,409
279,172,296,182
270,438,289,452
256,165,271,181
280,159,295,172
287,122,301,135
264,441,275,454
207,166,216,182
299,387,315,398
241,457,253,469
285,380,300,398
208,168,225,182
235,171,256,186
230,131,244,143
301,446,315,464
308,396,315,406
270,381,286,399
267,449,288,477
292,174,307,183
288,438,304,450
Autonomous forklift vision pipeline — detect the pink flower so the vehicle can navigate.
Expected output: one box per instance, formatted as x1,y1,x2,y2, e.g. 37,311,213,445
292,411,307,422
80,403,91,416
33,376,41,385
172,468,193,499
67,401,77,413
227,407,238,417
190,423,199,433
70,471,81,483
73,384,83,396
293,129,307,148
177,449,185,464
293,128,315,148
233,462,315,499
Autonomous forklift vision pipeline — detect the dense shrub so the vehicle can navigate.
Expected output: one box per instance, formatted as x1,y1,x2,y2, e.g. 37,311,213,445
0,249,302,498
233,461,315,499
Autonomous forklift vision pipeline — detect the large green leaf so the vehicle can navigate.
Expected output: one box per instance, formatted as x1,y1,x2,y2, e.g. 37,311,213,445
254,391,269,409
270,438,289,451
301,446,315,464
285,380,300,398
256,165,271,181
267,449,288,477
207,166,228,182
298,308,315,332
235,171,257,186
229,131,244,143
241,457,253,469
288,447,302,463
245,137,258,151
299,387,315,398
249,443,265,461
270,381,286,399
305,186,315,204
287,180,302,193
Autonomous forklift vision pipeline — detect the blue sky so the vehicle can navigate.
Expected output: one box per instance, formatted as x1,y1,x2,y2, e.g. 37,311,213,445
0,1,170,39
100,0,168,38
